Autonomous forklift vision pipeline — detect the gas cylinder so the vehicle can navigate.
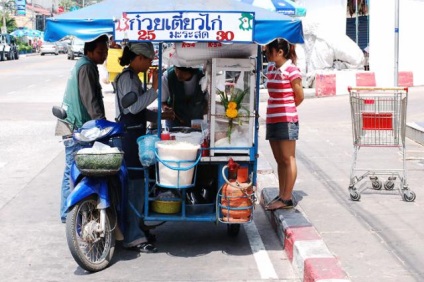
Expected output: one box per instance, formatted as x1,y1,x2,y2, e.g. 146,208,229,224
220,159,254,223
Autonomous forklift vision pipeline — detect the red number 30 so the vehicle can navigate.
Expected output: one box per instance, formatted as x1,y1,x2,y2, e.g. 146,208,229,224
216,30,235,41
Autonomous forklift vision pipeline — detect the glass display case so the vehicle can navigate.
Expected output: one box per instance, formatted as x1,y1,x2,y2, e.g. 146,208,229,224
209,58,256,156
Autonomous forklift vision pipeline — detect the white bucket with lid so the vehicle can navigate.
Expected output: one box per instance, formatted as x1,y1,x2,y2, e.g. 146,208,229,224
155,141,200,187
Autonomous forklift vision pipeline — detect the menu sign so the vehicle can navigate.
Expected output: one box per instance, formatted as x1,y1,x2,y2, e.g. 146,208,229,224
114,11,254,42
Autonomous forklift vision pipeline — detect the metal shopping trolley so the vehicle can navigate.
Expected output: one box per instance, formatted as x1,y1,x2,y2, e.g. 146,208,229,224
348,87,416,202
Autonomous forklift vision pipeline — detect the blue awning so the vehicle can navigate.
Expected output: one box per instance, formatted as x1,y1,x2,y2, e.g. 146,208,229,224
44,0,304,44
239,0,307,17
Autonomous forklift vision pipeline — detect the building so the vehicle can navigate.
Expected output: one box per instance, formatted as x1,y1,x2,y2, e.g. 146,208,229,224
12,0,59,30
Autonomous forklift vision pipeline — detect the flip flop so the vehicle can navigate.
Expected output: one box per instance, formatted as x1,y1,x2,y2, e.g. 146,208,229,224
266,195,280,205
264,197,294,211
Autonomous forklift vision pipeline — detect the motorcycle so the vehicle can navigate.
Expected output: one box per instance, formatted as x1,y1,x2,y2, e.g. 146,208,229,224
52,92,138,272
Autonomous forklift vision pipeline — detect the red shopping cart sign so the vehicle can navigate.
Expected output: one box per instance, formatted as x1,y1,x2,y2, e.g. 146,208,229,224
362,112,393,130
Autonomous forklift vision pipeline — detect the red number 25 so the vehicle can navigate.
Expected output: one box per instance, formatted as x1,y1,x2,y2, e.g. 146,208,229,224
138,30,156,40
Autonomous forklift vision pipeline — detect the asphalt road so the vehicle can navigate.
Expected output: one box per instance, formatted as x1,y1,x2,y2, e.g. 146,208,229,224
1,54,423,281
0,54,298,281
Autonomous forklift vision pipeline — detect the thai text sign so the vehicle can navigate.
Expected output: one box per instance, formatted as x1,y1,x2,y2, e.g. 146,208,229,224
114,11,255,42
15,0,26,16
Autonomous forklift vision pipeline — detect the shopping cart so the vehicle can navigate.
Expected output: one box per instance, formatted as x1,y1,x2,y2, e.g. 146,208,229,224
348,87,416,202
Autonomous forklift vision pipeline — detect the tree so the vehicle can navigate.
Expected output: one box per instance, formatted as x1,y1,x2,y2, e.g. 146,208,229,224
1,0,15,32
5,15,16,33
59,0,102,12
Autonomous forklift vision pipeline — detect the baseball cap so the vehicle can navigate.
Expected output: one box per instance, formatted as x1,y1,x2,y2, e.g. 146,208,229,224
130,43,155,60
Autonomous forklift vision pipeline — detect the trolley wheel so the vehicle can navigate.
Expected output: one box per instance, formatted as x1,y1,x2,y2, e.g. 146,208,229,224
350,191,361,201
372,180,382,190
227,224,240,237
384,180,395,190
403,191,416,202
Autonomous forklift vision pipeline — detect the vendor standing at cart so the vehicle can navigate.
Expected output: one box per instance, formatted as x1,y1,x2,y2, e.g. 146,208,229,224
161,65,208,128
114,42,158,253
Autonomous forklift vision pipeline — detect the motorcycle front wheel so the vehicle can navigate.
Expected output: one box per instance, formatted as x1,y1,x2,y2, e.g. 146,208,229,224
66,196,115,272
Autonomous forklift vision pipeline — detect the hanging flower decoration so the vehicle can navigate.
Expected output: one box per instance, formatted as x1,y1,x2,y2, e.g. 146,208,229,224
217,87,249,143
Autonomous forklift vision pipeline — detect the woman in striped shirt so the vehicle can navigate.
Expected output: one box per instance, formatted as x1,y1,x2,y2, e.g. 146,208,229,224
264,38,304,211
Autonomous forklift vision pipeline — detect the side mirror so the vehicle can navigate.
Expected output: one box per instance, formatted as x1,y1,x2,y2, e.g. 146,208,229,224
121,91,138,108
52,106,67,119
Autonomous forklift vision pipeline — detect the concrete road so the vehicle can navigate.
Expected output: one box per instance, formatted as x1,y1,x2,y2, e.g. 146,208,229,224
0,54,298,281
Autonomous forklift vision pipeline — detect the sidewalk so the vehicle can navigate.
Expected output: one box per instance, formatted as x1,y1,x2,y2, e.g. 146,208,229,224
257,86,424,281
257,87,351,281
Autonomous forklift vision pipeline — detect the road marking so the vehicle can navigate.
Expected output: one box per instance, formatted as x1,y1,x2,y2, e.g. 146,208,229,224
244,221,278,279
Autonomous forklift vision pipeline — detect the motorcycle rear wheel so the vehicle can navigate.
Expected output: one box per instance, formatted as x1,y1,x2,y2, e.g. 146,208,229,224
66,196,115,272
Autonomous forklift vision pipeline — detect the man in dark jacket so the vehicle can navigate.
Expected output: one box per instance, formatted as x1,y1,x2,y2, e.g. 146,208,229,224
55,34,109,223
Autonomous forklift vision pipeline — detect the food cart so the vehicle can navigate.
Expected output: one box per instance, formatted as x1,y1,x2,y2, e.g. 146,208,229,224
135,42,260,236
113,10,298,236
45,0,304,236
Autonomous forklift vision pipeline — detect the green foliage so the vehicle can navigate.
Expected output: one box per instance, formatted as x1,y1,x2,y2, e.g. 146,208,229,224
59,0,104,11
59,0,75,12
6,17,17,33
217,87,249,110
1,0,15,29
17,41,33,53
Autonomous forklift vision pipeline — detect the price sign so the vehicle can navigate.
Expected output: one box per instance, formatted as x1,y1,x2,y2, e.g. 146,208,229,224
114,11,255,43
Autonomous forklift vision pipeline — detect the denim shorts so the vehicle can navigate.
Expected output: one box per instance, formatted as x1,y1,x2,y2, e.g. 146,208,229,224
266,122,299,140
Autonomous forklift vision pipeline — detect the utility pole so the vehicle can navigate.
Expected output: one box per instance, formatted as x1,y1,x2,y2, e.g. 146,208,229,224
1,0,7,33
355,0,358,44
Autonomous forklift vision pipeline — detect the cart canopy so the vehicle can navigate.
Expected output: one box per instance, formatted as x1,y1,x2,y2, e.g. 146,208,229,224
44,0,304,45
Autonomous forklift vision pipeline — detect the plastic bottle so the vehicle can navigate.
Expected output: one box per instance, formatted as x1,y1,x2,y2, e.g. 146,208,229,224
160,122,170,140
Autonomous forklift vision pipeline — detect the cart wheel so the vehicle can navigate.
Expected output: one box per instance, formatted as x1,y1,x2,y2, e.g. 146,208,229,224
350,191,361,201
372,180,382,190
384,180,395,190
403,191,416,202
227,224,240,237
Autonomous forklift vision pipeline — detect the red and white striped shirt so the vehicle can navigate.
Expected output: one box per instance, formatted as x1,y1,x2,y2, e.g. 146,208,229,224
265,60,302,124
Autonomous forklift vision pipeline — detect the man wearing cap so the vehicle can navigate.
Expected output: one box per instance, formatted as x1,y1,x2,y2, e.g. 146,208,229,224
55,34,109,223
114,42,159,253
161,66,207,128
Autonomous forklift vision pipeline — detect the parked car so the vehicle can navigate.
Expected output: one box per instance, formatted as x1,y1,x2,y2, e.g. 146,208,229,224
67,37,85,60
0,34,19,61
56,41,68,54
40,41,59,56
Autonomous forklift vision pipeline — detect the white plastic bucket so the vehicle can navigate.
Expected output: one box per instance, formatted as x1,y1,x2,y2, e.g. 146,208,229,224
156,141,200,187
170,131,203,145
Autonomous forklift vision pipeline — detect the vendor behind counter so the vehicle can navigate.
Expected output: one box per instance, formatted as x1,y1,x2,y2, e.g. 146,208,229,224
161,66,208,128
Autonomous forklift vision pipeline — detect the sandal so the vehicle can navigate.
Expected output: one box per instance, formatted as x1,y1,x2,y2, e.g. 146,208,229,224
128,242,158,253
267,195,280,205
265,197,294,211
